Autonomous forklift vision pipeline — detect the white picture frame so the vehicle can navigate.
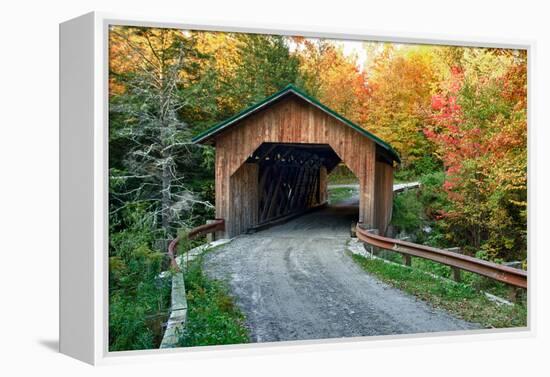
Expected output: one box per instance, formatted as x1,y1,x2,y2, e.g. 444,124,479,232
59,11,534,365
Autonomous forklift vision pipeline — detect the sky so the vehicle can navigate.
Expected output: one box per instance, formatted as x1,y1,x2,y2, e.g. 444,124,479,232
181,29,375,71
287,36,372,70
331,39,369,69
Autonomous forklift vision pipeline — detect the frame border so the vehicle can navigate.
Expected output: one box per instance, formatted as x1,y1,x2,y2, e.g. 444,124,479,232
62,11,536,365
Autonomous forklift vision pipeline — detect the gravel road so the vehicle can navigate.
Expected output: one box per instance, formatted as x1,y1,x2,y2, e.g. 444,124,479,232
202,196,478,343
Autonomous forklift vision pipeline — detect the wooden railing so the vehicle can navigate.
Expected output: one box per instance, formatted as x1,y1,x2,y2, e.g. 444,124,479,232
167,219,225,271
356,226,527,289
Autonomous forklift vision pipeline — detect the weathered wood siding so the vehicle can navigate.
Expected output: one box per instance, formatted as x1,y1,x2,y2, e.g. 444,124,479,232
228,163,259,236
374,161,394,235
215,95,381,236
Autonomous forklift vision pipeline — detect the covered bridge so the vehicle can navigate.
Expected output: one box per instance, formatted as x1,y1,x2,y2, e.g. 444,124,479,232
192,85,400,238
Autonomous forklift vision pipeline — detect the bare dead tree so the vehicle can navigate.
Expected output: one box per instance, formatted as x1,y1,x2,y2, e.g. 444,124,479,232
109,27,214,242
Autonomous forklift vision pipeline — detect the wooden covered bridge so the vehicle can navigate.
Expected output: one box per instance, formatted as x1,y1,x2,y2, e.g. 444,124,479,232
192,85,400,238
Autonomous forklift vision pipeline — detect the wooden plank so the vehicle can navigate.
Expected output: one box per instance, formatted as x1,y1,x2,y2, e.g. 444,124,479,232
283,165,301,214
265,166,286,221
374,161,394,235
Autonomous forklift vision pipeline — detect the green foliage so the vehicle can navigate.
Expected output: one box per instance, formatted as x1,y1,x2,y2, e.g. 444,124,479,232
390,171,452,248
327,164,358,184
391,172,446,243
109,204,171,351
418,172,448,218
179,258,249,347
351,253,527,329
328,187,356,205
221,34,300,112
392,190,424,234
395,156,442,182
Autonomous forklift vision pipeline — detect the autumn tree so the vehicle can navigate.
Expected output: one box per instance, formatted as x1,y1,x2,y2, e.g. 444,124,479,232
109,26,215,241
424,48,527,260
294,38,370,124
365,45,441,172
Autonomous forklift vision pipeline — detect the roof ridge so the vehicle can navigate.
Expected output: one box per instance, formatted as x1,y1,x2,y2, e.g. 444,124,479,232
191,84,400,163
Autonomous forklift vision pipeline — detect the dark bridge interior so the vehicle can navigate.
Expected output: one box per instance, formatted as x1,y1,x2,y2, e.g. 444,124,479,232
246,143,344,225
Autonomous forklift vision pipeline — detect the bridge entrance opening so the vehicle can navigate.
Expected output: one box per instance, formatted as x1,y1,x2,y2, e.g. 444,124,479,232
245,142,344,226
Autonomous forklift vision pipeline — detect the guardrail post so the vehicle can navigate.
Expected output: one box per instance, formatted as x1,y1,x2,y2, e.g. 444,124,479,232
350,222,357,238
206,220,216,242
362,228,379,255
403,255,411,266
451,266,461,282
445,247,462,282
508,286,519,302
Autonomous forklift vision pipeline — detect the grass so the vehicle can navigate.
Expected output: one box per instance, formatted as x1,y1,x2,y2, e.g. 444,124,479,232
374,249,516,299
178,255,250,347
410,257,514,299
109,276,171,351
328,187,357,205
349,251,527,329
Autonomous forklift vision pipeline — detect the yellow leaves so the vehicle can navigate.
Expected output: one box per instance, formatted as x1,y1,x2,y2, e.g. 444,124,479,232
110,26,184,72
461,48,515,85
194,32,243,77
294,39,368,123
364,46,440,166
509,199,527,207
109,26,191,95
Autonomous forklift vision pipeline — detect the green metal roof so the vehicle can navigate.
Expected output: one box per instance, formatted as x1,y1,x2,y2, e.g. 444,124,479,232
191,84,400,163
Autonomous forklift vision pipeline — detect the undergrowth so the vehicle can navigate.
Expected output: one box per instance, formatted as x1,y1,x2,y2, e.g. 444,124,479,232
178,256,250,347
350,252,527,329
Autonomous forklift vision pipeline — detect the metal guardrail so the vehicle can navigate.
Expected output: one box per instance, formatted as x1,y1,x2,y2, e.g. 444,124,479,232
167,219,225,271
356,226,527,289
393,181,421,194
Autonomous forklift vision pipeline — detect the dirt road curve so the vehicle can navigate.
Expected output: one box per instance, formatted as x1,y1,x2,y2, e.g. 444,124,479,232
203,198,478,343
